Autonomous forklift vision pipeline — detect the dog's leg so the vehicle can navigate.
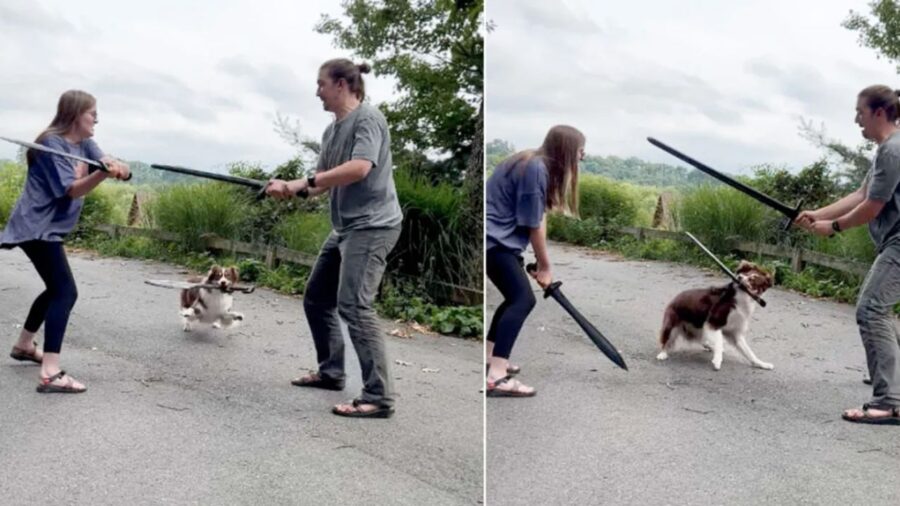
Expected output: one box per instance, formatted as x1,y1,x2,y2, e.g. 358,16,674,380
656,312,677,361
733,332,774,370
182,306,201,332
704,325,725,370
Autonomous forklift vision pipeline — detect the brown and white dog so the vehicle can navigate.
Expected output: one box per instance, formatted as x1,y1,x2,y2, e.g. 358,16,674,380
180,265,244,332
656,261,774,371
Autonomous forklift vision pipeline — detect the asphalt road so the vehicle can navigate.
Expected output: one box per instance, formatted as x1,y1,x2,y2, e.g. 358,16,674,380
0,248,484,505
487,241,900,506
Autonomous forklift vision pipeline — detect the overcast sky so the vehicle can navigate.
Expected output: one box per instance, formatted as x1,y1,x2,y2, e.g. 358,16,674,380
0,0,398,172
486,0,898,174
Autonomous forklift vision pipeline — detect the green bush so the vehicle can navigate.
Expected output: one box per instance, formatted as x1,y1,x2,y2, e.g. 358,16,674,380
274,212,332,255
150,182,252,248
394,169,476,292
807,225,875,263
678,184,770,251
578,174,640,228
0,161,26,227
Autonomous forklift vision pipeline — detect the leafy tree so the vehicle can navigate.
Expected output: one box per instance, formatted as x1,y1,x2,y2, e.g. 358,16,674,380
844,0,900,71
751,160,840,211
796,0,899,190
316,0,483,181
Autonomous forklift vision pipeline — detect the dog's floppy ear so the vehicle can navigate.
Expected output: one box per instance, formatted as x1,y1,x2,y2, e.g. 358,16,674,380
226,266,239,282
736,260,752,273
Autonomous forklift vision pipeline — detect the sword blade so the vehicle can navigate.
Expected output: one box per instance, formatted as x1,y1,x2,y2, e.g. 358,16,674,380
1,135,104,168
545,284,629,370
684,232,766,307
149,164,265,189
144,279,255,294
647,137,798,219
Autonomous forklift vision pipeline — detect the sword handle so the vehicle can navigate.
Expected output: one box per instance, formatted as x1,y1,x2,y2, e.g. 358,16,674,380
255,184,310,201
97,160,133,181
525,262,560,298
781,198,805,232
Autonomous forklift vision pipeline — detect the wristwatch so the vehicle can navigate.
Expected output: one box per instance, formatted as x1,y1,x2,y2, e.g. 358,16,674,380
307,173,317,188
831,220,842,233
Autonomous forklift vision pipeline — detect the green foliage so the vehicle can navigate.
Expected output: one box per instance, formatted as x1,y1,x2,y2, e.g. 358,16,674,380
274,212,332,255
0,161,25,226
377,279,481,337
844,0,900,72
125,161,196,187
580,154,709,188
150,182,252,248
678,184,770,251
547,215,606,246
259,263,310,295
808,226,876,263
486,138,515,171
579,174,640,228
751,160,840,212
226,159,326,244
393,169,478,291
316,0,483,181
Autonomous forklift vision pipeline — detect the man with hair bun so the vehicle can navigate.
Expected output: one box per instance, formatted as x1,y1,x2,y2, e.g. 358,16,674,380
796,84,900,425
267,58,403,419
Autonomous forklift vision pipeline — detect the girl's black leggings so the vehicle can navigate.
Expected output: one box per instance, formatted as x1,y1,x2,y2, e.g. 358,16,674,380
19,241,78,354
486,247,536,359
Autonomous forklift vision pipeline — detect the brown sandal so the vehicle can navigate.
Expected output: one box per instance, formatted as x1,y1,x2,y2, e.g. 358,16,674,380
841,403,900,425
36,371,87,394
290,372,345,391
486,376,536,398
10,341,42,364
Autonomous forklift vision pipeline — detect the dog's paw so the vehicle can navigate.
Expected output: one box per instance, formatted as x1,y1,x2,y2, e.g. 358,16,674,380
754,361,774,370
212,321,222,329
180,309,194,318
711,358,722,370
232,312,244,321
656,351,669,361
182,323,192,332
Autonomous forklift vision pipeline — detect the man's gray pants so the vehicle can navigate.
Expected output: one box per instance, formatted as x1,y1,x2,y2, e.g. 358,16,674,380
857,241,900,408
303,226,401,407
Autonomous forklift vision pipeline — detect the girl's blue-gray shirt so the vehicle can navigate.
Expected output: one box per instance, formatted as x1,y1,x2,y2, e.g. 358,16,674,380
0,134,103,244
485,156,548,255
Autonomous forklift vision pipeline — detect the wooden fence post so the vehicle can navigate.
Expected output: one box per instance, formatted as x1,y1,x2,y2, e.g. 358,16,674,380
265,245,277,269
791,248,804,272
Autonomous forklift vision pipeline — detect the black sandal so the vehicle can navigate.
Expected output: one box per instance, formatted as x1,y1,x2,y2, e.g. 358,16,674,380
332,399,395,418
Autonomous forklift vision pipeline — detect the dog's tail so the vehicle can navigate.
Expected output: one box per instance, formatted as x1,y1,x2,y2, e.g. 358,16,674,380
658,308,676,349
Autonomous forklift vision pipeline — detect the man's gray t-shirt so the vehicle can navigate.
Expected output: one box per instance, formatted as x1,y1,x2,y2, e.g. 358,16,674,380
317,103,403,233
863,130,900,252
0,134,103,245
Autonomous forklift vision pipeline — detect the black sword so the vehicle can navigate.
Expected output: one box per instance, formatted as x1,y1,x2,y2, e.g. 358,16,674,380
526,263,628,370
647,137,804,230
150,164,308,200
684,232,766,307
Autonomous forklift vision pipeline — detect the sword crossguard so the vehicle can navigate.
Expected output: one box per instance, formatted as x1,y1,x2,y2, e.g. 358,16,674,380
781,198,805,232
